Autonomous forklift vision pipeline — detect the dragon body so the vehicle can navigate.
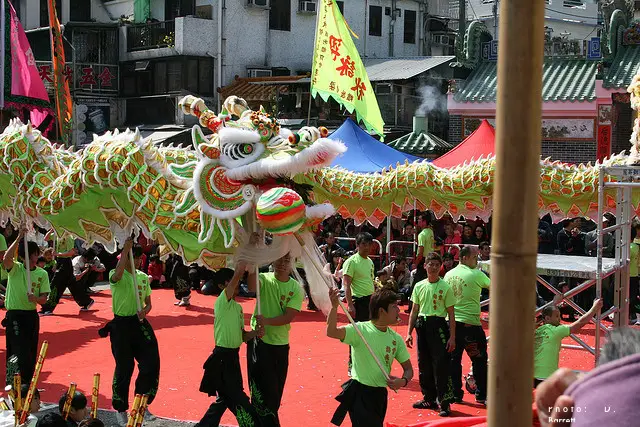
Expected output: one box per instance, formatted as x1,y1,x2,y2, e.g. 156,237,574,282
1,93,639,269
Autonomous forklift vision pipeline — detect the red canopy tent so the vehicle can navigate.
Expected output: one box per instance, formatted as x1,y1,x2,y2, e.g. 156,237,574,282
432,119,495,168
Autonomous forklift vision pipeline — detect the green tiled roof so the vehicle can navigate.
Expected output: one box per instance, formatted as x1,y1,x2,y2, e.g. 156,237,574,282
387,132,454,156
603,45,640,89
454,59,597,103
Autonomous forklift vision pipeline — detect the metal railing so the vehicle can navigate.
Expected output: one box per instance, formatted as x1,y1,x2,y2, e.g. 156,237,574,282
126,20,176,52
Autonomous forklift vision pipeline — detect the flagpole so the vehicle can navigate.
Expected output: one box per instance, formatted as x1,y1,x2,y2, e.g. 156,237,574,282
307,0,323,127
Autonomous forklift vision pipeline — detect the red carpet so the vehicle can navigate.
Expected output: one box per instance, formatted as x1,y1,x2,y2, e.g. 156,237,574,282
0,289,597,426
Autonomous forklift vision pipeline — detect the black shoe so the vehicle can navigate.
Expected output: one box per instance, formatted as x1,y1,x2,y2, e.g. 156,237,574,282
438,404,451,417
454,394,463,403
80,299,95,311
412,400,438,410
475,396,487,405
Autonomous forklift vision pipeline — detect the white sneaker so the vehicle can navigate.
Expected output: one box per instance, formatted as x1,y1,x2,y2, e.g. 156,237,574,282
178,296,191,307
115,411,128,427
143,409,156,421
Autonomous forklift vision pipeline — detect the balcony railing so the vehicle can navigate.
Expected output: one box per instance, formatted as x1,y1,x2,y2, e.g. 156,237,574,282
126,20,176,52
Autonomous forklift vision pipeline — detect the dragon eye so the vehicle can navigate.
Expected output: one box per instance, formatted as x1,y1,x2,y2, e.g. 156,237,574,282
241,144,253,154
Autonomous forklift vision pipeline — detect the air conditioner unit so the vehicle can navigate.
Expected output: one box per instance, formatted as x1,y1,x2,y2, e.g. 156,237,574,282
299,1,317,13
433,34,449,45
248,69,273,78
247,0,269,8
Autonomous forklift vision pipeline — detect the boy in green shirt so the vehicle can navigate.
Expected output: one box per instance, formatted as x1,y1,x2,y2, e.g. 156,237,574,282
533,298,602,387
3,226,50,386
195,260,264,427
247,253,303,426
444,245,490,404
406,252,456,416
106,238,159,427
343,232,375,322
409,214,436,313
327,287,413,427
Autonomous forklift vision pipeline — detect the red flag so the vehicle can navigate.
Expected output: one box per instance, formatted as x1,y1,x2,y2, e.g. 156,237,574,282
48,0,72,144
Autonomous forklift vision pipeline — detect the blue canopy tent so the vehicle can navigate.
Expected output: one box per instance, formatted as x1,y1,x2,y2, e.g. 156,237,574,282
328,118,419,173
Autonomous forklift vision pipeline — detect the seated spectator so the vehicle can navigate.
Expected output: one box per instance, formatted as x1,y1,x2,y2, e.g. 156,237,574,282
478,241,490,261
442,223,462,260
474,226,488,244
78,420,104,427
319,232,342,263
324,250,344,288
42,248,56,281
147,255,165,289
381,256,411,293
58,391,88,426
0,385,41,426
439,253,455,277
461,224,478,245
35,413,66,427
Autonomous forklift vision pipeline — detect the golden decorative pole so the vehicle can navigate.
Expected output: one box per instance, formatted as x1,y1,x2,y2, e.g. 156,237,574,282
488,0,545,425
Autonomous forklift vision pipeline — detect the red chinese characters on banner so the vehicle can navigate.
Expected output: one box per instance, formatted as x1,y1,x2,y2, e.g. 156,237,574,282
336,55,355,78
98,67,115,87
351,78,366,101
329,35,342,60
597,125,611,161
38,65,53,82
80,67,97,86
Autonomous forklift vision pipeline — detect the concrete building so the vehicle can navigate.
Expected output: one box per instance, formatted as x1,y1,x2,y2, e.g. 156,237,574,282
464,0,599,41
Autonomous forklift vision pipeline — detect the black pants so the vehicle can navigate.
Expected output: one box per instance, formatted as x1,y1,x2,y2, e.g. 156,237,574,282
297,268,317,310
331,379,387,427
408,266,427,312
5,310,39,385
41,259,91,313
196,347,261,427
173,275,191,300
78,270,99,291
109,315,160,412
451,322,488,400
416,316,454,405
247,339,289,427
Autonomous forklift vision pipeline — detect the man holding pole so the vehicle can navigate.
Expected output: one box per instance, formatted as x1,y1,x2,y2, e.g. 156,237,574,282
247,253,302,426
343,232,375,321
195,260,263,427
327,287,413,426
444,246,490,404
107,238,159,427
3,226,49,385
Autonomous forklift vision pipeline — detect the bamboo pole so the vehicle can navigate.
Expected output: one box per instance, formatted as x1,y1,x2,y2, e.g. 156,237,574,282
488,0,544,425
91,373,100,419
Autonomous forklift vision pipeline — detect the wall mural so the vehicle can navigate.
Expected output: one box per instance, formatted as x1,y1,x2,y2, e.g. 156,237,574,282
463,117,596,140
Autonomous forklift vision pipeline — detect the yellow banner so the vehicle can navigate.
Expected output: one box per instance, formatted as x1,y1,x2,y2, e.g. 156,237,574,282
311,0,385,139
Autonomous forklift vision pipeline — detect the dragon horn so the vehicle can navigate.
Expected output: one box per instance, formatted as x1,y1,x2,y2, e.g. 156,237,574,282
179,95,226,134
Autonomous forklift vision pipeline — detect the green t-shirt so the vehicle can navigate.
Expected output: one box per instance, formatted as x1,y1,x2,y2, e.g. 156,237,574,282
411,278,456,318
444,264,490,325
56,235,76,256
214,291,244,349
534,323,571,379
418,228,435,254
341,321,410,388
251,273,303,345
0,234,7,281
343,253,375,297
631,239,640,278
5,262,50,311
109,269,151,317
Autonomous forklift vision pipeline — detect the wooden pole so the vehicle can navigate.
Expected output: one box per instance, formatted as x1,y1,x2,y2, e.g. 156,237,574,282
488,0,544,425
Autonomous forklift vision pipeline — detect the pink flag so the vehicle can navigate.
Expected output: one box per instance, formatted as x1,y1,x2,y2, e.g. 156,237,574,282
9,2,48,102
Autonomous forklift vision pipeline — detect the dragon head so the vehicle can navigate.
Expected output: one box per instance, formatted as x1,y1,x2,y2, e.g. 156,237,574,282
179,95,345,181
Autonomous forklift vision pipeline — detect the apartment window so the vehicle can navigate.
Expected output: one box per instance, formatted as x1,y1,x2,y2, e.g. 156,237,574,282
186,59,199,93
404,10,416,44
166,0,196,20
199,60,213,95
369,5,382,37
167,61,182,92
70,0,91,21
563,0,585,8
40,0,62,27
270,0,291,31
154,62,167,93
336,1,344,15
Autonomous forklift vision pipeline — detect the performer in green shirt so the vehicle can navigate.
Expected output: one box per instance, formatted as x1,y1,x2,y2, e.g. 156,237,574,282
408,213,437,313
3,226,50,385
327,287,413,427
406,252,456,416
195,260,264,427
342,232,375,322
444,245,490,404
247,253,303,426
105,237,159,427
40,231,93,315
630,223,640,325
533,298,602,387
